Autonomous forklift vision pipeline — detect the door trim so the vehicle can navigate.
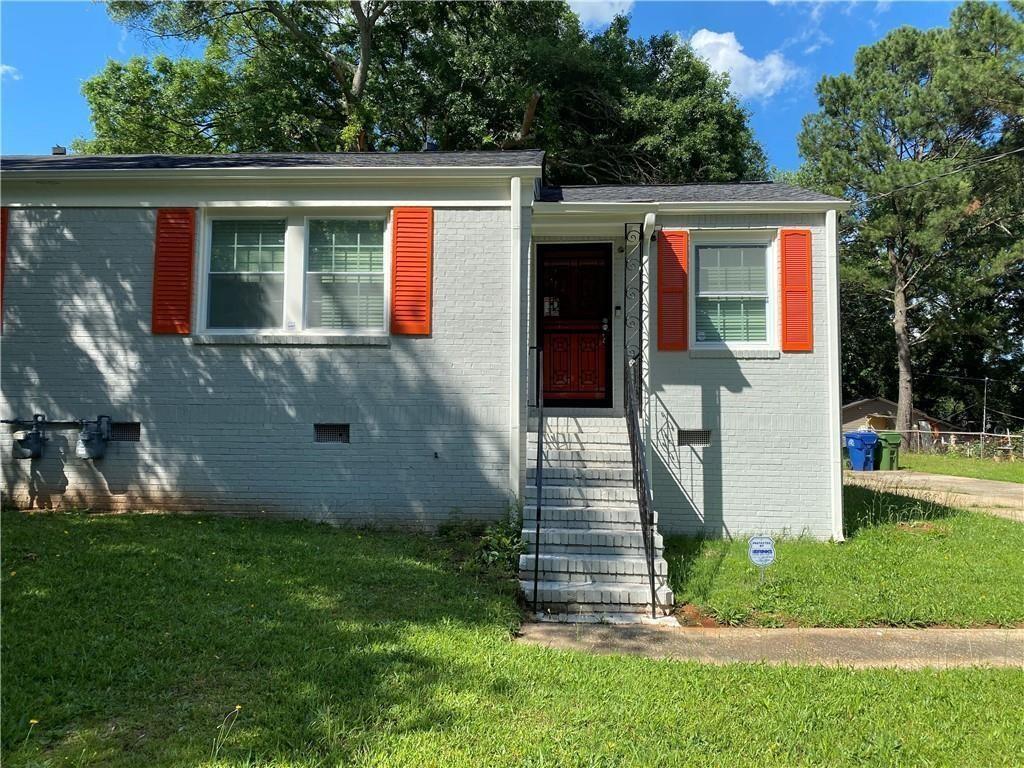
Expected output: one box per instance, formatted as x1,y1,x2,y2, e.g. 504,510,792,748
537,242,614,408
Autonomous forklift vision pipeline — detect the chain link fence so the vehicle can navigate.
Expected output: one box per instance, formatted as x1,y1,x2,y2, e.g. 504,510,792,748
899,429,1024,460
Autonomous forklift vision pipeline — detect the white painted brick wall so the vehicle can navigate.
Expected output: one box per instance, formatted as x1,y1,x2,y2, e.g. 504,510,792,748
650,213,835,539
1,207,513,527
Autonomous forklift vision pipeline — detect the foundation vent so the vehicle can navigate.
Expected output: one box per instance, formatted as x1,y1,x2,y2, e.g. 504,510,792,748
110,422,141,442
314,423,350,443
677,429,712,447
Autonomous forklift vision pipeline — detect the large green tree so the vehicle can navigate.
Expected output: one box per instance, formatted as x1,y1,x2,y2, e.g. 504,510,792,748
75,1,766,184
799,0,1024,436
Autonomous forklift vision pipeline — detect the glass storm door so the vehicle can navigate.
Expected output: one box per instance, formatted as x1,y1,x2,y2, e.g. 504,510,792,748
538,244,612,405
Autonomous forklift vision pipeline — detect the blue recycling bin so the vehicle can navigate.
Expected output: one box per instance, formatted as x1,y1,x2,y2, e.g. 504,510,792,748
844,431,878,472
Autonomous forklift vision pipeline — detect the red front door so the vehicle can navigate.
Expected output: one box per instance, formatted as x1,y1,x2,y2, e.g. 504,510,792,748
539,245,612,405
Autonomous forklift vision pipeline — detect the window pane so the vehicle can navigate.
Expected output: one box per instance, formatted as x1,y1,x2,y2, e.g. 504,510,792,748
305,218,385,330
208,220,286,329
307,219,385,273
306,274,385,330
698,246,767,294
208,274,285,329
695,297,767,342
210,220,286,273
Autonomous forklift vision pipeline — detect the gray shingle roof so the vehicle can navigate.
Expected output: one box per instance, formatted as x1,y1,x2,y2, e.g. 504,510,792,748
0,150,546,172
539,183,845,204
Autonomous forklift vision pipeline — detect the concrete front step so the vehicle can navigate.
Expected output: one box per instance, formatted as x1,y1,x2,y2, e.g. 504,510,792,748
522,526,664,554
528,416,628,432
526,484,639,504
519,552,668,581
521,505,654,529
521,414,672,615
527,466,635,487
529,435,631,450
532,448,634,468
519,580,674,613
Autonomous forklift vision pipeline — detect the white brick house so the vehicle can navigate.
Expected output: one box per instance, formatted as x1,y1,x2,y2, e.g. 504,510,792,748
0,150,848,615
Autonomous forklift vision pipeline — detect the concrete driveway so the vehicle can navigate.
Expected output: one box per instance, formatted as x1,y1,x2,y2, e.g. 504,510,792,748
845,470,1024,522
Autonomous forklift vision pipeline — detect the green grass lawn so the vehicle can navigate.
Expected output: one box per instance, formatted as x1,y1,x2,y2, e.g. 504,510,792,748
899,451,1024,483
667,485,1024,628
3,509,1024,767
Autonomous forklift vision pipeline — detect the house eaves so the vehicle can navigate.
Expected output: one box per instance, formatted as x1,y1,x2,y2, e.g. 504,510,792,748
534,200,850,215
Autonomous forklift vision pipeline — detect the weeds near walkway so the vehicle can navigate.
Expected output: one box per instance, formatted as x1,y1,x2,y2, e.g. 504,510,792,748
665,485,1023,628
438,503,524,578
843,483,958,537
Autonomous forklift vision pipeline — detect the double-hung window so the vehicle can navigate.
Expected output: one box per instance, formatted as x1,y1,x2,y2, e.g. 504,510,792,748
203,214,388,335
694,244,769,345
305,218,386,331
208,219,287,330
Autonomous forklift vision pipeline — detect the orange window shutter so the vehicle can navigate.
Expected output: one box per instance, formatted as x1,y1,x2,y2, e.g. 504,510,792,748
390,207,433,336
780,228,813,352
1,207,8,332
657,230,689,351
151,208,196,334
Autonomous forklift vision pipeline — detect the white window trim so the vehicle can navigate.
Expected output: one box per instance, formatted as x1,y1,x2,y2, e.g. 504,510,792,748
685,229,779,352
199,212,290,335
302,214,391,337
196,208,392,337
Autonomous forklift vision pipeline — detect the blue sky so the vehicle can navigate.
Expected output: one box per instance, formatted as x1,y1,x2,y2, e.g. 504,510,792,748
1,0,957,170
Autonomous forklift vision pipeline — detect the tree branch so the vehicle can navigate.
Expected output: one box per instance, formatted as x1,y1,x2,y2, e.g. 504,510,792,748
263,0,354,103
501,90,541,149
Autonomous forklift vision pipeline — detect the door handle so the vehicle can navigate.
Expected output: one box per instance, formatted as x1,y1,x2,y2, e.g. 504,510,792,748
601,318,609,332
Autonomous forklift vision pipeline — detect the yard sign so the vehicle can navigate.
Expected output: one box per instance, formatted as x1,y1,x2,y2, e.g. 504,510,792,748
748,536,776,582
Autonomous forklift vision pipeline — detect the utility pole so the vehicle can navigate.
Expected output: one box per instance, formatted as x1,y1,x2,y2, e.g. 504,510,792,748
981,376,989,457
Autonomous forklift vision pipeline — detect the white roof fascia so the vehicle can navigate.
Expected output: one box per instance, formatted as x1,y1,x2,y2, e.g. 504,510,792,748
534,200,851,215
0,165,545,184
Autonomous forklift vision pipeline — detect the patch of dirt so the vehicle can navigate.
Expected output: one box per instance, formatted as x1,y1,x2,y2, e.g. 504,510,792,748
675,603,722,628
896,521,948,534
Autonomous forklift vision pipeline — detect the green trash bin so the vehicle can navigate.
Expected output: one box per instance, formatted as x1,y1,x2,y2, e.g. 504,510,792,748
876,431,902,471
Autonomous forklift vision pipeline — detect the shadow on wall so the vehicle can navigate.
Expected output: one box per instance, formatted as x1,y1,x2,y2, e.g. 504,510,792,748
1,208,511,526
650,352,749,538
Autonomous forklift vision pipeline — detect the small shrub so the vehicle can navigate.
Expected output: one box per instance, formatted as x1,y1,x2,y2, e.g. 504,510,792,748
468,514,524,573
439,504,524,579
471,508,524,576
438,517,487,542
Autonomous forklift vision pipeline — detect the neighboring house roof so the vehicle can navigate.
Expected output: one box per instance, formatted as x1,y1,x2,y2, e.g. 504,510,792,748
842,397,959,429
539,183,845,205
0,150,547,172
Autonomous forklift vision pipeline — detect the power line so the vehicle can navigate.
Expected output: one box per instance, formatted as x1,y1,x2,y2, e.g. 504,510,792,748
864,146,1024,202
916,371,1020,386
837,145,1024,233
988,407,1024,423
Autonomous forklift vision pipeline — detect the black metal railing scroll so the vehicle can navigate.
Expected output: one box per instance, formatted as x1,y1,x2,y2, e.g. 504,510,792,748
532,347,544,611
625,357,659,619
624,223,646,419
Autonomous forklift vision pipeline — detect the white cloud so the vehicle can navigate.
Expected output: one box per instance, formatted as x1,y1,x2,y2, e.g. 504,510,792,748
772,0,833,55
689,29,800,101
568,0,635,27
767,0,824,14
0,64,22,81
841,0,891,16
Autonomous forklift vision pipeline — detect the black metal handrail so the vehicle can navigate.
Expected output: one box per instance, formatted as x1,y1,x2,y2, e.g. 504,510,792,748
532,347,544,611
624,357,658,619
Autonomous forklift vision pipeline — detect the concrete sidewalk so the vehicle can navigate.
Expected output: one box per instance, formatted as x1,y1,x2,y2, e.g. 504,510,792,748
519,622,1024,669
845,470,1023,522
